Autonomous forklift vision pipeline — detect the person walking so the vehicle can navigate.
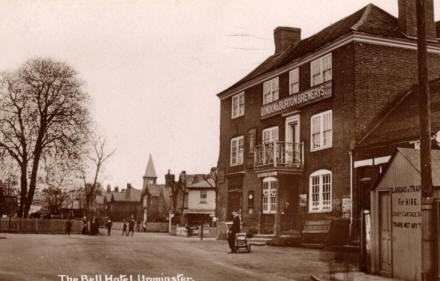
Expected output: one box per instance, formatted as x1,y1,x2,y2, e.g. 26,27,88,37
128,216,135,236
227,211,241,253
122,219,128,236
106,217,112,236
65,218,72,236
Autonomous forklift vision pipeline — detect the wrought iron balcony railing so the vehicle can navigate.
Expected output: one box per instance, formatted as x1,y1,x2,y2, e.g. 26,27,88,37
254,141,303,169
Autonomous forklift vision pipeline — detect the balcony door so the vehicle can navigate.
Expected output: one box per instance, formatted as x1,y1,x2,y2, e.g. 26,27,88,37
262,126,279,165
285,115,300,165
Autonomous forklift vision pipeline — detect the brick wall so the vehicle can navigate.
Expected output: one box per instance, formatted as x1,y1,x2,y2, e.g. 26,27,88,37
354,42,440,137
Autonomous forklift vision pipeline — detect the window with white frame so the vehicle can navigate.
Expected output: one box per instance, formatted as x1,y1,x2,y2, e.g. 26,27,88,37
310,53,332,87
231,92,245,118
262,126,279,144
263,77,279,105
200,190,207,203
309,170,332,213
230,136,244,166
289,68,299,95
311,110,332,151
262,177,277,214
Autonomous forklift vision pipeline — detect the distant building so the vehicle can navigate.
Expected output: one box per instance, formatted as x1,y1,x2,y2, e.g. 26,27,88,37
104,183,142,221
166,170,216,227
183,175,216,226
141,155,172,225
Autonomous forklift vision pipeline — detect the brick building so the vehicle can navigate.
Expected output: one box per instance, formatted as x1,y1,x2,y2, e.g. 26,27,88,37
104,183,143,222
216,0,440,239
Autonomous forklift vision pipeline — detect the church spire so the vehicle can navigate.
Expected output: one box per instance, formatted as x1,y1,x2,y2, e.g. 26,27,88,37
143,154,157,184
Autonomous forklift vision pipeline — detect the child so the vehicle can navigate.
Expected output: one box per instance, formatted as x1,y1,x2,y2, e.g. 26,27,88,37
122,219,128,236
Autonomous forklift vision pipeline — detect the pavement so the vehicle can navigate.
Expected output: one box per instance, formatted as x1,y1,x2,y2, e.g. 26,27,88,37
0,232,361,281
311,272,403,281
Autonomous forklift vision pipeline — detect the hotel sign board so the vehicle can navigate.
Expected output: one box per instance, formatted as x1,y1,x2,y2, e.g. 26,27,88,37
261,81,332,118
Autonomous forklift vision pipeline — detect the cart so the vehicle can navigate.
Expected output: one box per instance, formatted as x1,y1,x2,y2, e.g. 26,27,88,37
235,232,251,253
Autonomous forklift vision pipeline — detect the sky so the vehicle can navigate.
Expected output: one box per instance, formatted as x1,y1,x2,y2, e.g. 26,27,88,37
0,0,439,189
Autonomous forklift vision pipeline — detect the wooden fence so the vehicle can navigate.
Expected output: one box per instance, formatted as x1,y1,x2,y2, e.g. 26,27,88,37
0,219,82,234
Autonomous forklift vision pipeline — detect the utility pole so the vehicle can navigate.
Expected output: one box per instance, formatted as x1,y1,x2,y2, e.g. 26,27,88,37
416,0,433,198
416,1,434,280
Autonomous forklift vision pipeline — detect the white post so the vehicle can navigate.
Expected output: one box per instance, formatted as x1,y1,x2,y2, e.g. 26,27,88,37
349,150,353,238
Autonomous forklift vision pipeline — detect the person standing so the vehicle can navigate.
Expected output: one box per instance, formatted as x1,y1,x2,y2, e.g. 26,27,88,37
65,218,72,236
122,219,128,236
128,216,135,236
227,211,241,253
106,218,112,236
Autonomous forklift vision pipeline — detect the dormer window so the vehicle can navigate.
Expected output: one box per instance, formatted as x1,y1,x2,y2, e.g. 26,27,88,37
263,77,279,105
231,92,245,118
310,53,332,87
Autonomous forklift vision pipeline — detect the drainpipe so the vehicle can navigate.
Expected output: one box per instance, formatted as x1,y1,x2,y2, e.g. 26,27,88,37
349,150,353,239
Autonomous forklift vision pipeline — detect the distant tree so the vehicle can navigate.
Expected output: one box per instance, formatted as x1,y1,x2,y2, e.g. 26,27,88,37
41,186,70,216
82,137,115,221
0,58,91,217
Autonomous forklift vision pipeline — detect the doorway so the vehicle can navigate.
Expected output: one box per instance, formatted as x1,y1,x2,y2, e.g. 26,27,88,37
285,115,300,165
379,191,392,276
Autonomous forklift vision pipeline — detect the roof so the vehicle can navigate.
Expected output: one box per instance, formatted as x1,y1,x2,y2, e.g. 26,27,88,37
218,4,402,97
144,155,157,179
392,148,440,186
110,186,142,202
185,174,215,189
143,184,171,198
357,78,440,148
95,195,105,205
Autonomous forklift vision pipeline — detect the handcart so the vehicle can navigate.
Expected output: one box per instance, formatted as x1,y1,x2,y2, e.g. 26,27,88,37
235,232,251,253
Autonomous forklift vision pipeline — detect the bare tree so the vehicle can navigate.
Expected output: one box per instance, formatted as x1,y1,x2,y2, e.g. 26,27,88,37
0,58,91,217
82,137,115,220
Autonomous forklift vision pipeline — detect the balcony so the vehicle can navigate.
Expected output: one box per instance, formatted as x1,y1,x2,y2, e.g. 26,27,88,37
254,141,304,174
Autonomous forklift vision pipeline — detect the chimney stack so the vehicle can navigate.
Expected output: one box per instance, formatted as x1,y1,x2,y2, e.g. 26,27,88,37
398,0,436,39
165,170,175,187
274,27,301,54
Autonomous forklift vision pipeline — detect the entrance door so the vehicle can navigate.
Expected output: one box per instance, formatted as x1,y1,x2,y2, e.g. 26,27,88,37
285,115,300,165
227,191,242,220
379,191,392,275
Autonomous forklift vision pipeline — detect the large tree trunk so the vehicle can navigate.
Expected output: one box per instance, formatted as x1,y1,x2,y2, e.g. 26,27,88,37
25,146,43,217
18,162,28,218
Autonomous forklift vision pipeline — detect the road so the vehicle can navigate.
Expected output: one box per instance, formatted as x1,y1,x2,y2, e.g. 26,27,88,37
0,232,357,281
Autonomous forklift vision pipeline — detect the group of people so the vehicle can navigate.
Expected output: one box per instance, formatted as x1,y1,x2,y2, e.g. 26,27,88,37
121,216,136,236
105,216,137,236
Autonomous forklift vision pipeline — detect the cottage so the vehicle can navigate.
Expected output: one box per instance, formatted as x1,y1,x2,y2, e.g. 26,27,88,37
183,175,216,226
215,0,440,242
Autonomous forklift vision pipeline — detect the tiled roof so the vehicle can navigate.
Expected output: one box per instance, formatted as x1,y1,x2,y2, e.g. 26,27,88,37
357,78,440,148
110,187,142,202
142,184,171,205
218,4,403,96
186,175,215,189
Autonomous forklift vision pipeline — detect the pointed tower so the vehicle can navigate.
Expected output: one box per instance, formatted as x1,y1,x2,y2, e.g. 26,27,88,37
143,154,157,187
